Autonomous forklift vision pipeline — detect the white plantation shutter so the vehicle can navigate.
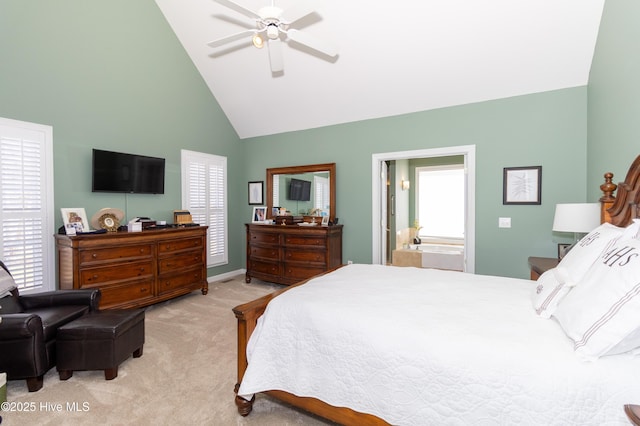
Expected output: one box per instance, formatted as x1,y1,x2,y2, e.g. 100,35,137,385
0,118,55,293
181,150,227,266
314,175,329,212
272,174,280,207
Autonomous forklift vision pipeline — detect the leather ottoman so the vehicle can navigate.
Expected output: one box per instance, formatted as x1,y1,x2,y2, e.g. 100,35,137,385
56,309,144,381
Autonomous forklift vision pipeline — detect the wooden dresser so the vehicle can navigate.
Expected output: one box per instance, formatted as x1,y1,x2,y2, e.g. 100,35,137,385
55,226,208,309
246,223,343,285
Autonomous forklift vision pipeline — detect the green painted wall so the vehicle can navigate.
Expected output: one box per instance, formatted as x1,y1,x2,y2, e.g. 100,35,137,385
0,1,244,276
588,0,640,191
244,88,588,278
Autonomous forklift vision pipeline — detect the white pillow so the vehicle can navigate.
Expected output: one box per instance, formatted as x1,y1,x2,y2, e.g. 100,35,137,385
0,265,16,298
557,221,639,285
532,266,571,318
553,236,640,359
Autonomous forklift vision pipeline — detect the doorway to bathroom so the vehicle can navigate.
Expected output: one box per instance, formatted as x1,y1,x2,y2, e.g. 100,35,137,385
371,145,476,273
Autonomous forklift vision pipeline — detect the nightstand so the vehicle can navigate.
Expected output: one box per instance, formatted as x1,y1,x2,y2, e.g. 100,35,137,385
528,256,559,280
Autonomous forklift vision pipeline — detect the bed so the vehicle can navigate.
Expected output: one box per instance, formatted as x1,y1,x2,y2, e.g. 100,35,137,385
232,155,640,425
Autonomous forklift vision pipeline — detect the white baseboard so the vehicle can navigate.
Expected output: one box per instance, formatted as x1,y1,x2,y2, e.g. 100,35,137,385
207,269,245,283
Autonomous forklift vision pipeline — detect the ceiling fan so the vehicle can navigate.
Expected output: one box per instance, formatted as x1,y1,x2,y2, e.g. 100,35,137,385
207,0,339,73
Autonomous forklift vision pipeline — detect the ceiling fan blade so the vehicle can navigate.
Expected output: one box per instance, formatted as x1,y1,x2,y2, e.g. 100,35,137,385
268,38,284,72
287,29,338,57
213,0,261,20
207,30,255,48
280,1,315,24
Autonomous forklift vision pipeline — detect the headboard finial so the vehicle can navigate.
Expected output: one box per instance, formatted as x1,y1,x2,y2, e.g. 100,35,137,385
600,172,617,202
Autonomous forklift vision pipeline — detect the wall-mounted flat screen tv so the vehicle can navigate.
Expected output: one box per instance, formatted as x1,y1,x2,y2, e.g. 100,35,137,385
288,178,311,201
92,149,165,194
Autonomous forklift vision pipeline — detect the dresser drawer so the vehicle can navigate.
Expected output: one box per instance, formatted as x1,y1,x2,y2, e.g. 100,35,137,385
158,269,203,296
158,250,203,274
79,244,153,264
249,259,281,276
284,249,325,263
249,232,279,245
158,237,202,254
284,235,326,247
249,245,279,260
80,261,153,287
283,264,325,281
98,280,155,309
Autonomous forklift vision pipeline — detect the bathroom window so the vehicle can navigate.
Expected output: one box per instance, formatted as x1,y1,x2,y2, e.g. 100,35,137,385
416,164,465,241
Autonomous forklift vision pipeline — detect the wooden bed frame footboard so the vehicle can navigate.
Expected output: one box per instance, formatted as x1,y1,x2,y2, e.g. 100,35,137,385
232,270,390,425
233,155,640,425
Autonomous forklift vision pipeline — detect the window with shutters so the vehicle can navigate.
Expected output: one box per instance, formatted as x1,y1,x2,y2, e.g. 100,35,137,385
272,174,280,207
181,150,227,266
0,117,55,293
314,175,329,213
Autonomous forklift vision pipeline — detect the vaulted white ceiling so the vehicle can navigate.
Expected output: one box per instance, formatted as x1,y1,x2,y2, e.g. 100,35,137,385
154,0,605,139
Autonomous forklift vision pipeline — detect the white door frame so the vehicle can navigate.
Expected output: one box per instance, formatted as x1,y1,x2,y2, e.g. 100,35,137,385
371,145,476,273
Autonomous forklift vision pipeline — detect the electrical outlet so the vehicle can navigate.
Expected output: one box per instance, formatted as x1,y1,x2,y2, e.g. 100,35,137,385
498,217,511,228
347,260,353,264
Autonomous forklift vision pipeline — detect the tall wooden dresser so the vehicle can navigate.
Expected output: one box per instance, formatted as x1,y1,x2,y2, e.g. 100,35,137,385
246,223,343,285
55,226,208,309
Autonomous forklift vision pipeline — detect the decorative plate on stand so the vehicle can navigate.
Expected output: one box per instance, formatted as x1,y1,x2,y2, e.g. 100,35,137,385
91,208,125,232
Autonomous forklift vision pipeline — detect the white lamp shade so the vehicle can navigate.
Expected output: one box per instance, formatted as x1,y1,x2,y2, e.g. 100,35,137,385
552,203,601,233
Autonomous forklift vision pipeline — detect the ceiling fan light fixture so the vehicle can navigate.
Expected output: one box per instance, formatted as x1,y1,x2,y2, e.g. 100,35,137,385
252,33,264,49
266,24,279,40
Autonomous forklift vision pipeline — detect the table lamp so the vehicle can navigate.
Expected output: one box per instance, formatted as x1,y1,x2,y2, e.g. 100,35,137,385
552,203,601,256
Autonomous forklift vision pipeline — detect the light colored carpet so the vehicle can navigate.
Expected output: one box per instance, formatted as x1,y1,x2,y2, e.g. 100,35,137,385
2,276,334,425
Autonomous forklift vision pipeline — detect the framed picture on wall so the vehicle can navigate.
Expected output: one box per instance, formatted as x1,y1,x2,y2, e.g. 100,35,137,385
248,181,263,205
503,166,542,205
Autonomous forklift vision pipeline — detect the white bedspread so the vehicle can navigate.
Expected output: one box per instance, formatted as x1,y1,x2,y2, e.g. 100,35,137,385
238,264,640,425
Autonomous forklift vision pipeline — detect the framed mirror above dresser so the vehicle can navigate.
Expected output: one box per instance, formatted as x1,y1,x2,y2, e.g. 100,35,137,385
246,163,342,285
266,163,336,222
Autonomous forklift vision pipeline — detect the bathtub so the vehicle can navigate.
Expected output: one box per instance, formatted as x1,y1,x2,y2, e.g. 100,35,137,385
396,244,464,271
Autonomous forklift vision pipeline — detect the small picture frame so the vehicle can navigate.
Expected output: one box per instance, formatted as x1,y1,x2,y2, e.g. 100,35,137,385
248,181,264,205
252,206,267,223
558,243,572,260
321,216,330,226
61,208,90,234
503,166,542,205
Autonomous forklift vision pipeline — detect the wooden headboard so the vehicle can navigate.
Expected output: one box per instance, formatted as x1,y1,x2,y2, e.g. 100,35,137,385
600,155,640,226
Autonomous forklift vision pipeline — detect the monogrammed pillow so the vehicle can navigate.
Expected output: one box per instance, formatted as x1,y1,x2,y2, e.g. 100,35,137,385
553,236,640,359
557,221,639,286
532,266,571,318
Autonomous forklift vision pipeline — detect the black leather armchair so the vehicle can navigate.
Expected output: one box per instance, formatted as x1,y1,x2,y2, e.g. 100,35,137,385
0,261,101,391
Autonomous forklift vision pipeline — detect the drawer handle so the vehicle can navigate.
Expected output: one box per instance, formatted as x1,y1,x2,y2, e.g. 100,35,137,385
165,263,173,268
165,245,173,250
140,248,145,253
92,274,98,280
92,253,98,258
165,281,171,287
140,288,148,293
140,267,146,272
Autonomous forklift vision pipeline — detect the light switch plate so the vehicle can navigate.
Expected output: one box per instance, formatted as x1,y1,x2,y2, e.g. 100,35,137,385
499,217,511,228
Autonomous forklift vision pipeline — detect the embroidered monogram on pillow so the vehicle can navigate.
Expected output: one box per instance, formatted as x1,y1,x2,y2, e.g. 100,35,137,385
532,266,571,318
557,222,638,286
